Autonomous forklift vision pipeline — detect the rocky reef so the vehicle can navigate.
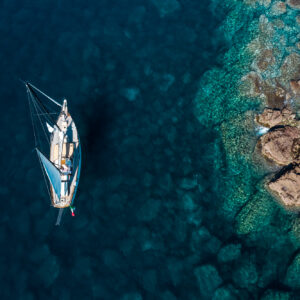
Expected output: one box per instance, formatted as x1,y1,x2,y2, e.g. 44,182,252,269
194,0,300,296
252,3,300,209
256,106,300,209
230,0,300,210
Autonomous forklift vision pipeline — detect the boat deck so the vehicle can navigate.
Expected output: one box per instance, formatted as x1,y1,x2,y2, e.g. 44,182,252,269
50,105,81,208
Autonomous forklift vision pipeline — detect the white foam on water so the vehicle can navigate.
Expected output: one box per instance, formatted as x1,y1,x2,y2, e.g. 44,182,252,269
256,126,269,136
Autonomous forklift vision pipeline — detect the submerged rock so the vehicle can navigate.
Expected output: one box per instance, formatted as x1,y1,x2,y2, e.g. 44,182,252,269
235,191,275,234
29,244,50,263
239,71,262,98
167,258,184,286
121,292,143,300
256,107,296,128
255,49,276,72
194,265,222,298
159,73,175,92
151,0,180,18
261,289,292,300
161,290,177,300
217,243,242,263
142,269,157,293
179,177,197,190
232,256,258,288
270,1,286,16
287,0,300,9
290,80,300,95
284,252,300,288
259,126,300,165
269,165,300,210
121,87,140,101
262,81,287,108
280,53,300,87
34,255,60,287
137,198,161,222
212,286,238,300
182,192,197,211
190,226,221,255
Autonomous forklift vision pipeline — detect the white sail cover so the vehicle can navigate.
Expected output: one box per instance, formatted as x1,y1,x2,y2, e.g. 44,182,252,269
46,122,54,133
36,149,61,199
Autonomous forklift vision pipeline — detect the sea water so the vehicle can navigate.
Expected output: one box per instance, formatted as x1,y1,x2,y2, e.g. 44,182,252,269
0,0,299,299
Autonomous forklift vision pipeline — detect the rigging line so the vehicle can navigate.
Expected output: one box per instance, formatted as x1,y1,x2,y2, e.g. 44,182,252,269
30,93,49,142
30,91,54,124
34,104,50,147
27,89,38,147
34,112,58,116
32,100,44,150
33,97,56,126
36,148,52,202
26,83,59,128
27,82,62,108
28,88,56,126
31,93,50,146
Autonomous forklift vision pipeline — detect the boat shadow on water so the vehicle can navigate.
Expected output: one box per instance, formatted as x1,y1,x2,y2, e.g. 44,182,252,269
78,94,118,177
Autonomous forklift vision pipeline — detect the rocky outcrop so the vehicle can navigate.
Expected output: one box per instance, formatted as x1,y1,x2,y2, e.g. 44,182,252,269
256,107,295,128
256,104,300,209
249,4,300,211
260,126,300,165
269,165,300,210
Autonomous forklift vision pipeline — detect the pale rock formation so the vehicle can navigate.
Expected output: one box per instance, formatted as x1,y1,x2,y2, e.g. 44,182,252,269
269,165,300,209
260,126,300,165
256,107,296,128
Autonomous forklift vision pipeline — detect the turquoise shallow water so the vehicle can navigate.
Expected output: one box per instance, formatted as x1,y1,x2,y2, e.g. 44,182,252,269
194,0,300,298
0,0,300,299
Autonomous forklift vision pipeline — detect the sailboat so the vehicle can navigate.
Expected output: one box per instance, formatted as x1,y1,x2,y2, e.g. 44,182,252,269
25,82,81,225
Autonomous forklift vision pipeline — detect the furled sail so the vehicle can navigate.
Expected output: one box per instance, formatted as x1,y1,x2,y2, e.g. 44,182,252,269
36,148,61,199
46,122,54,133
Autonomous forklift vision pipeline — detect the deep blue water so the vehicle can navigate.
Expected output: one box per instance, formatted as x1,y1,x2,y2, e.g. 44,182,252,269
0,0,234,299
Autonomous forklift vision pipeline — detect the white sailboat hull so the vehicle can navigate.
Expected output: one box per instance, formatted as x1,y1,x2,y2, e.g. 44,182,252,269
26,82,82,224
49,101,81,208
